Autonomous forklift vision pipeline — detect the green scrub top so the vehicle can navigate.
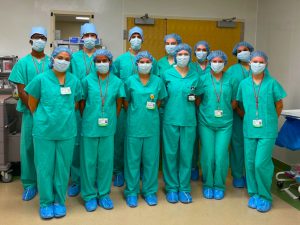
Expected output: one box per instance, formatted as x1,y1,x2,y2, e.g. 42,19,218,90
70,50,96,80
8,54,50,112
157,56,175,76
198,71,239,128
125,74,167,137
81,71,126,137
113,51,158,81
25,70,83,140
236,70,287,138
162,66,201,127
190,61,211,77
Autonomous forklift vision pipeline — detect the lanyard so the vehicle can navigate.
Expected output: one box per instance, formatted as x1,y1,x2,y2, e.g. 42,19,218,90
98,75,109,115
83,53,93,75
211,73,223,108
252,75,264,117
240,64,250,79
129,53,137,75
31,56,45,74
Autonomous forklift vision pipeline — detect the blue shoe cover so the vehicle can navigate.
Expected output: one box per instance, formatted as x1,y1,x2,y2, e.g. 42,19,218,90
233,177,245,188
99,196,114,210
126,196,138,208
39,205,54,219
166,192,178,203
191,168,200,181
85,199,97,212
144,195,158,206
113,173,125,187
214,189,225,200
248,195,259,209
203,188,213,199
22,187,37,201
68,183,80,197
179,191,192,204
257,198,272,213
53,203,66,218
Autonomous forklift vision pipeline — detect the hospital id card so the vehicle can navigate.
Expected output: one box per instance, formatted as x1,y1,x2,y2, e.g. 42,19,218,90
146,101,156,110
253,119,263,128
60,87,71,95
214,110,223,118
98,118,108,126
188,94,196,102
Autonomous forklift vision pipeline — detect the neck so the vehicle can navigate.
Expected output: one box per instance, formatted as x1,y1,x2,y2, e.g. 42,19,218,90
212,71,223,80
252,73,264,82
53,69,65,77
97,72,109,80
83,47,95,56
199,60,207,65
176,66,189,77
240,61,250,69
167,55,174,64
138,73,150,78
31,50,45,59
129,48,139,55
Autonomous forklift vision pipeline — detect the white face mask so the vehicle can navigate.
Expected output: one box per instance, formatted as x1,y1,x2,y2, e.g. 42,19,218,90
53,58,70,72
138,63,152,74
32,39,46,52
176,55,190,68
130,37,142,51
250,62,266,75
95,62,110,74
211,62,224,73
195,51,208,62
237,51,251,62
83,37,96,49
165,44,176,55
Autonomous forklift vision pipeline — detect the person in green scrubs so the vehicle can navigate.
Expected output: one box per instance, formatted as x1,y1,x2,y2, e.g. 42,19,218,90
198,50,238,200
227,41,254,188
25,47,82,219
8,26,50,201
190,40,211,181
112,26,158,187
162,43,200,204
237,51,286,213
68,23,98,197
123,51,167,208
80,49,125,212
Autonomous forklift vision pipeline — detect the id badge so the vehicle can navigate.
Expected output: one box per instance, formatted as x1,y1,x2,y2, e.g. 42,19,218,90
214,110,223,118
146,101,156,110
98,118,108,127
253,119,263,128
60,87,71,95
188,94,196,102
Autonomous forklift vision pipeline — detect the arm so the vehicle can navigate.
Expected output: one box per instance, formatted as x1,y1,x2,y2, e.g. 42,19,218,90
28,95,38,113
195,96,201,107
235,105,245,118
79,100,86,116
116,98,123,116
17,84,29,109
275,100,283,117
231,100,238,110
157,100,161,108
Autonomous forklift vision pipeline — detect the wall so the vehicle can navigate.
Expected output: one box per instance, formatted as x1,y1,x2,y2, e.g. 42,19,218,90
256,0,300,165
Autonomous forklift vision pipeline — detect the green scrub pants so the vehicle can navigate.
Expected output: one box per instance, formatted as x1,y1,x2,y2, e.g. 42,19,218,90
230,111,245,179
70,110,81,185
20,111,36,189
34,137,75,207
192,124,200,169
80,136,114,201
124,135,159,197
244,138,275,202
199,123,232,190
114,108,126,175
162,124,196,193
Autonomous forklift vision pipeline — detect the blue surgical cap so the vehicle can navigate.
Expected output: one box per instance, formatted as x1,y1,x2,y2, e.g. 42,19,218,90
93,49,113,62
128,26,144,41
80,23,98,37
174,43,192,64
30,26,47,38
232,41,254,56
194,41,210,55
49,46,72,69
207,50,228,65
135,51,154,64
164,33,182,44
250,50,268,63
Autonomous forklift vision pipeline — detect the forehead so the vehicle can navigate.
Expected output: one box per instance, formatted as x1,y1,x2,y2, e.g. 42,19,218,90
212,57,223,61
166,38,177,43
197,44,207,49
131,33,141,37
96,55,109,60
138,57,151,61
177,50,189,54
56,51,70,58
238,45,249,51
251,56,266,63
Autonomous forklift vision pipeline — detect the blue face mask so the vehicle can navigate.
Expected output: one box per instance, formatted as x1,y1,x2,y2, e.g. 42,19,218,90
176,55,190,68
130,37,142,51
138,63,152,74
53,58,70,72
237,51,251,62
211,62,224,73
165,44,176,55
96,62,110,74
195,51,208,62
83,37,96,49
250,62,266,75
32,39,46,52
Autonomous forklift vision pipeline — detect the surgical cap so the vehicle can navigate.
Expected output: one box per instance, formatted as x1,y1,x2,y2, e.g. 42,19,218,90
250,50,269,63
135,51,154,64
174,43,192,64
30,26,47,38
128,26,144,41
49,46,72,69
194,41,210,55
80,23,98,37
93,49,113,62
207,50,228,65
232,41,254,56
164,33,182,44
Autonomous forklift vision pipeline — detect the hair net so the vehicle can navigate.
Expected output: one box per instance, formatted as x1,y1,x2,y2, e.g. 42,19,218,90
93,49,113,62
49,46,72,69
207,50,228,65
194,40,210,55
250,50,268,63
30,26,47,38
128,26,144,41
232,41,254,56
164,33,182,44
80,23,98,37
135,51,154,64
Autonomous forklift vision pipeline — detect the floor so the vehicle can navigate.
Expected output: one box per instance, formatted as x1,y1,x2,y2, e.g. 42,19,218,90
1,175,299,225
